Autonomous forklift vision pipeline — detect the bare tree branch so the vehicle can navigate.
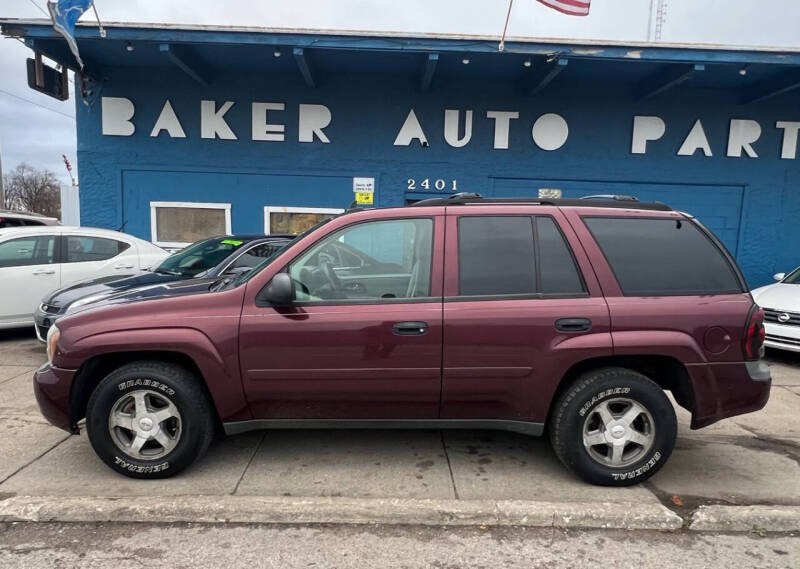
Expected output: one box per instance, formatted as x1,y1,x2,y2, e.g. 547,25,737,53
2,163,61,218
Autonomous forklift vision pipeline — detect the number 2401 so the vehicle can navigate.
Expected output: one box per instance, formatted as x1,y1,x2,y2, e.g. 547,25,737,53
407,178,457,192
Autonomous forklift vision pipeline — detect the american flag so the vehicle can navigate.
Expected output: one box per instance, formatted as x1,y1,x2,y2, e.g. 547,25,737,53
536,0,591,16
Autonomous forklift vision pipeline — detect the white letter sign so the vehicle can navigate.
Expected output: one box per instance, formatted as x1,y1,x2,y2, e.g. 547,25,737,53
486,111,519,149
101,97,135,136
201,100,237,140
677,119,712,156
777,121,800,160
444,109,473,148
298,104,332,143
727,119,760,158
631,116,665,154
531,113,568,151
252,102,285,142
393,109,428,146
150,100,186,138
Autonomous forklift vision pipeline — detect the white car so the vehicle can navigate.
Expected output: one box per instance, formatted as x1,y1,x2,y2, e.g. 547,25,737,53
751,268,800,353
0,226,168,330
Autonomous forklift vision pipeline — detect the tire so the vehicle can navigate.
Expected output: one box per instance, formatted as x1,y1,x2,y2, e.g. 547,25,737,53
86,360,215,479
549,367,677,486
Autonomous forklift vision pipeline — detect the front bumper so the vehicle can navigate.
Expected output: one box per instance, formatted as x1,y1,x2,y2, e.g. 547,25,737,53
33,363,77,433
763,322,800,353
687,360,771,429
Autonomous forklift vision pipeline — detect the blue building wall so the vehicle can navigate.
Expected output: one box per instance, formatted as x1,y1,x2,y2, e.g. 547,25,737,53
74,64,800,288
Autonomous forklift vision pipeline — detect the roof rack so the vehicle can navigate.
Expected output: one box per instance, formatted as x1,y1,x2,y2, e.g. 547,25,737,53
410,192,672,211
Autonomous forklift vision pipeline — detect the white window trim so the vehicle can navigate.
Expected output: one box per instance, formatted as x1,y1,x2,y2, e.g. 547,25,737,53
264,206,344,234
150,201,232,249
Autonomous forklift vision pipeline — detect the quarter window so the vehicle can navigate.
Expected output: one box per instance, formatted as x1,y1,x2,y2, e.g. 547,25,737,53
0,236,56,268
288,218,434,302
65,236,130,263
536,217,584,295
584,217,742,295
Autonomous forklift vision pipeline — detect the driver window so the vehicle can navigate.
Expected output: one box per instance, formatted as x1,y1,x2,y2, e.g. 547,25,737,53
289,218,433,302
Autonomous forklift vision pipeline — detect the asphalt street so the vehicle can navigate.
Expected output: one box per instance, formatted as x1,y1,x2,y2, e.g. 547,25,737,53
0,522,798,569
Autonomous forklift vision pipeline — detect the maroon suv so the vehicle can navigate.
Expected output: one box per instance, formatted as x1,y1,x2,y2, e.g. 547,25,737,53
34,195,770,485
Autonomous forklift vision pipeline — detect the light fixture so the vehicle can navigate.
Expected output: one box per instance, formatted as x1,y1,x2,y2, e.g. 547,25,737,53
738,66,747,76
274,50,281,57
462,58,470,65
125,41,134,52
523,59,532,67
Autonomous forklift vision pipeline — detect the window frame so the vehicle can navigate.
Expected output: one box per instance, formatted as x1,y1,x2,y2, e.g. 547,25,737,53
257,215,439,307
61,234,131,264
150,201,232,249
582,215,746,297
450,214,588,302
264,206,344,235
0,234,59,268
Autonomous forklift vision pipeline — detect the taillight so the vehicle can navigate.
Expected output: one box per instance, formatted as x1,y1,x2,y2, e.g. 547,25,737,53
743,305,766,360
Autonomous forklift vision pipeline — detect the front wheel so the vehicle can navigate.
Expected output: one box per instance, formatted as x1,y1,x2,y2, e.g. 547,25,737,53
86,361,215,479
549,367,677,486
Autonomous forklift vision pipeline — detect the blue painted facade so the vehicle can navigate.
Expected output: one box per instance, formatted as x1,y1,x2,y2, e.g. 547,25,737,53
5,20,800,288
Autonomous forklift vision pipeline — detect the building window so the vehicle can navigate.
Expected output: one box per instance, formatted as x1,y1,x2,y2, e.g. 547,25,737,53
264,206,343,235
150,202,232,249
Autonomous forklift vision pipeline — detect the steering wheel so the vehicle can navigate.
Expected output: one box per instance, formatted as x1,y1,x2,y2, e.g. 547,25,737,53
320,259,343,294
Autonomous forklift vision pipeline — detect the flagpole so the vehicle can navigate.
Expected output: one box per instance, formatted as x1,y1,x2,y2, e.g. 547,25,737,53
498,0,515,52
91,3,106,38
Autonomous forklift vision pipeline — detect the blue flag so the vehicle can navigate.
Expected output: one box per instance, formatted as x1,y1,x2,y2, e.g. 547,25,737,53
47,0,93,69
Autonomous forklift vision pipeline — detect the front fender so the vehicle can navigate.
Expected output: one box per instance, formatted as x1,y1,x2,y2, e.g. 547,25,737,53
60,326,251,423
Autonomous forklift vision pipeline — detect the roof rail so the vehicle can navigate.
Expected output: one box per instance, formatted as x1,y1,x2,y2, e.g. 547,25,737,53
580,194,638,201
410,194,672,211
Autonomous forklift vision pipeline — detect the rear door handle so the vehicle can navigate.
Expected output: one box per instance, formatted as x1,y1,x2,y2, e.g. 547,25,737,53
32,269,55,275
555,318,592,332
392,321,428,336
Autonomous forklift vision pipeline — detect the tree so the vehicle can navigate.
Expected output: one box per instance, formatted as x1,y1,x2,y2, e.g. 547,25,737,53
2,163,61,218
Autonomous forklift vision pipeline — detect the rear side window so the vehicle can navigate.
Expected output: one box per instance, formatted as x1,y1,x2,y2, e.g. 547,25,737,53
536,217,584,295
65,236,130,263
584,217,742,296
459,217,536,296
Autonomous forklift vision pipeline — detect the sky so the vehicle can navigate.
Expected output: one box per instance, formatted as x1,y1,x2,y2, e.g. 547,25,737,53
1,0,800,188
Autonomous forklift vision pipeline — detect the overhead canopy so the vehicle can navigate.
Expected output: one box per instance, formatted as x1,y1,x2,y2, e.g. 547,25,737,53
3,18,800,104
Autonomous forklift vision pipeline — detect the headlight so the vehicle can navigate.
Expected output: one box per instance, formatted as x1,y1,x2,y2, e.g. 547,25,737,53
46,324,60,364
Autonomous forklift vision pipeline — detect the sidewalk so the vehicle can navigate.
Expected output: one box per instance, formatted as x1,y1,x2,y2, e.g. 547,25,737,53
1,329,798,531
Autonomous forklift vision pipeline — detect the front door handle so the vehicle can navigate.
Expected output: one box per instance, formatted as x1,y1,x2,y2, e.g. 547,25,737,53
114,264,135,270
392,321,428,336
555,318,592,332
32,269,55,275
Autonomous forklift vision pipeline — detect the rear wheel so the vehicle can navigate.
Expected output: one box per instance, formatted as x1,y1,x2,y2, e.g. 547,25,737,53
549,367,677,486
86,361,215,479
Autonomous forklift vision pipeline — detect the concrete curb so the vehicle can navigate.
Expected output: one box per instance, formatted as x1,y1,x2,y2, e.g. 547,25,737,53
0,495,683,530
689,505,800,533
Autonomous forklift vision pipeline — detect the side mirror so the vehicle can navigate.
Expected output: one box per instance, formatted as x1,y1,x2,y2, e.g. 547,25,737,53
774,273,786,282
261,272,294,306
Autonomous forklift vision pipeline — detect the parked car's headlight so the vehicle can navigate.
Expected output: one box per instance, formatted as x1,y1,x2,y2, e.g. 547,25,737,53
46,324,60,364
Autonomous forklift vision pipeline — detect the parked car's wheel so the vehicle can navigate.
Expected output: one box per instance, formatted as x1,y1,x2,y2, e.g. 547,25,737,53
549,367,677,486
86,361,215,479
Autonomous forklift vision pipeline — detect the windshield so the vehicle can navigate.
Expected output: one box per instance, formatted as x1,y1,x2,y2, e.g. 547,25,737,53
782,267,800,284
155,237,249,278
235,217,336,286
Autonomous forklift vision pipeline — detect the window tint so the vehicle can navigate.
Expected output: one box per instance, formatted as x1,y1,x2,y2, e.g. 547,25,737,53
288,218,433,301
230,242,285,271
0,236,56,268
458,216,536,296
584,217,742,296
536,217,585,294
65,236,130,263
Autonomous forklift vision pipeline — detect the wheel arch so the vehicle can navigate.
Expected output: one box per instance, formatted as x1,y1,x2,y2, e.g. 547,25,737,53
545,355,694,429
69,351,221,430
